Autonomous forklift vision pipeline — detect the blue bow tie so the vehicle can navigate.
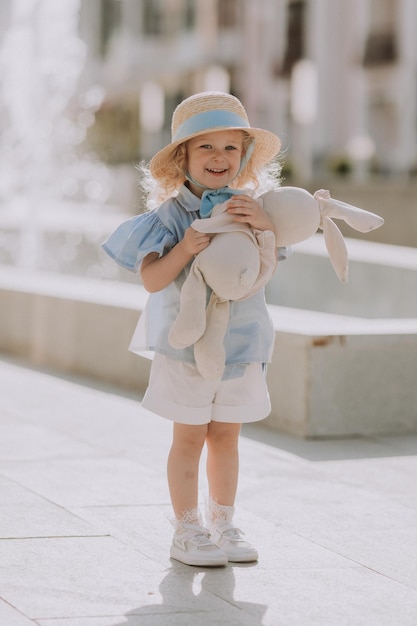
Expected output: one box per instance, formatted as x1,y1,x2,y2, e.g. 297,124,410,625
200,187,244,218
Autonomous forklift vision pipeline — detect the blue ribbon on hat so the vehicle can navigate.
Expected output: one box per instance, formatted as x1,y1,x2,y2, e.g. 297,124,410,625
200,187,244,218
173,110,250,143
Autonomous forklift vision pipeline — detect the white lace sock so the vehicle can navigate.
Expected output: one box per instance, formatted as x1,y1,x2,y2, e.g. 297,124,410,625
171,508,203,533
206,496,235,529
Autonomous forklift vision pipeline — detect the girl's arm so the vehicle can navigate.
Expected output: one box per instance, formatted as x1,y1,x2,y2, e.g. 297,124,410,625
140,226,211,292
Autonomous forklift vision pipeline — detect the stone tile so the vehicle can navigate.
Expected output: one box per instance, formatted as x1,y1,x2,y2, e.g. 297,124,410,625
373,433,417,456
233,509,354,571
0,361,172,467
0,500,98,539
37,608,263,626
0,370,139,454
0,475,40,504
317,525,417,590
0,473,95,540
239,466,396,534
243,422,414,461
237,450,330,498
37,612,265,626
70,504,173,567
37,615,124,626
0,537,236,620
36,615,128,626
203,564,417,626
0,411,102,461
40,562,415,626
318,456,417,506
108,565,267,626
241,469,417,589
238,434,307,472
0,457,169,507
35,564,417,626
0,599,34,626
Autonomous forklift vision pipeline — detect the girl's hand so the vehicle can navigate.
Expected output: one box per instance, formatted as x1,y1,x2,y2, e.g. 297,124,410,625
226,195,275,232
141,227,211,292
180,226,211,256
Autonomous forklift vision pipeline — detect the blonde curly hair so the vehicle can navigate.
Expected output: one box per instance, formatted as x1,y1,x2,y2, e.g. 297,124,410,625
138,130,282,210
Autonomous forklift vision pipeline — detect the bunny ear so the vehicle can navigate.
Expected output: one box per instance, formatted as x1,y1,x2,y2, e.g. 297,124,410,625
168,258,207,349
313,189,384,283
314,189,384,232
321,215,349,283
194,294,230,380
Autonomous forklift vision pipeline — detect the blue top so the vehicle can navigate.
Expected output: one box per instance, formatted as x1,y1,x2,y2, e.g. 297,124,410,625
101,184,289,378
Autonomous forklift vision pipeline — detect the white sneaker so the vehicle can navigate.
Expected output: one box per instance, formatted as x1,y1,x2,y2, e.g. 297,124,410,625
210,524,258,563
170,523,228,567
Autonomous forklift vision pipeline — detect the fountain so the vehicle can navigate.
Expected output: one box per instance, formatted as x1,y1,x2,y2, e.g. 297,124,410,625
0,0,124,280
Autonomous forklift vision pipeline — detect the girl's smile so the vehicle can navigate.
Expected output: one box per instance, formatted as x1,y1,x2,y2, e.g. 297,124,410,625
185,130,244,197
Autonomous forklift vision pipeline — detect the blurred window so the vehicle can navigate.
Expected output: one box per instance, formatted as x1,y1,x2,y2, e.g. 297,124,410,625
165,91,183,121
143,0,164,35
363,0,397,66
184,0,196,30
100,0,122,56
142,0,195,36
218,0,239,29
281,0,305,77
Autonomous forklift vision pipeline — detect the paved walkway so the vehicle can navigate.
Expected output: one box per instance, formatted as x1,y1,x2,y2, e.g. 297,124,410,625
1,356,417,625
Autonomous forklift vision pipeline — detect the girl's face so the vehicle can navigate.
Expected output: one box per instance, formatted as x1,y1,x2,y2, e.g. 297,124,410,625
185,130,244,197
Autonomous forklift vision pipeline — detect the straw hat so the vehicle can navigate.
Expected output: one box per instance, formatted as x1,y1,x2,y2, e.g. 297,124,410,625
149,91,281,180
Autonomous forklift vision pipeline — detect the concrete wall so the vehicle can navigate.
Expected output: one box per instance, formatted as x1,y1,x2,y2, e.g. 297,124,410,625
265,306,417,437
0,268,150,391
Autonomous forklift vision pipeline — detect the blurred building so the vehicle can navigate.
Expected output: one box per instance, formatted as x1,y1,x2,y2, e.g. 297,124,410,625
77,0,417,181
1,0,416,182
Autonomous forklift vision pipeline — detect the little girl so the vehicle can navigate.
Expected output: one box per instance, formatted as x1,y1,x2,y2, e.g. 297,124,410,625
102,91,287,567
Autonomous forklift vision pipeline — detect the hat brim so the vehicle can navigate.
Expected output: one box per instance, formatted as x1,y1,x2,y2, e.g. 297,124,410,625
149,126,281,180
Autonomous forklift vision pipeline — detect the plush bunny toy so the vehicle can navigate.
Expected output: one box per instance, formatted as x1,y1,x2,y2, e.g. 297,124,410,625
168,187,384,380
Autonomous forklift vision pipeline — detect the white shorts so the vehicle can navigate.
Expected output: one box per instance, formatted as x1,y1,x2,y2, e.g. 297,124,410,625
142,353,271,425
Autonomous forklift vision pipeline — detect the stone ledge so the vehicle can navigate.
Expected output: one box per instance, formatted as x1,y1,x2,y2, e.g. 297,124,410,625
266,305,417,437
1,266,416,438
0,267,150,391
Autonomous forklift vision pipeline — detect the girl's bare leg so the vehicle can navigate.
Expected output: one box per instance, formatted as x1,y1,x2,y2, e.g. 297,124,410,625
205,421,258,562
167,422,207,520
206,421,241,506
168,422,229,566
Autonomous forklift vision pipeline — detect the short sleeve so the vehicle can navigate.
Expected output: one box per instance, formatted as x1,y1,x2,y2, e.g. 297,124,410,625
101,211,177,271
